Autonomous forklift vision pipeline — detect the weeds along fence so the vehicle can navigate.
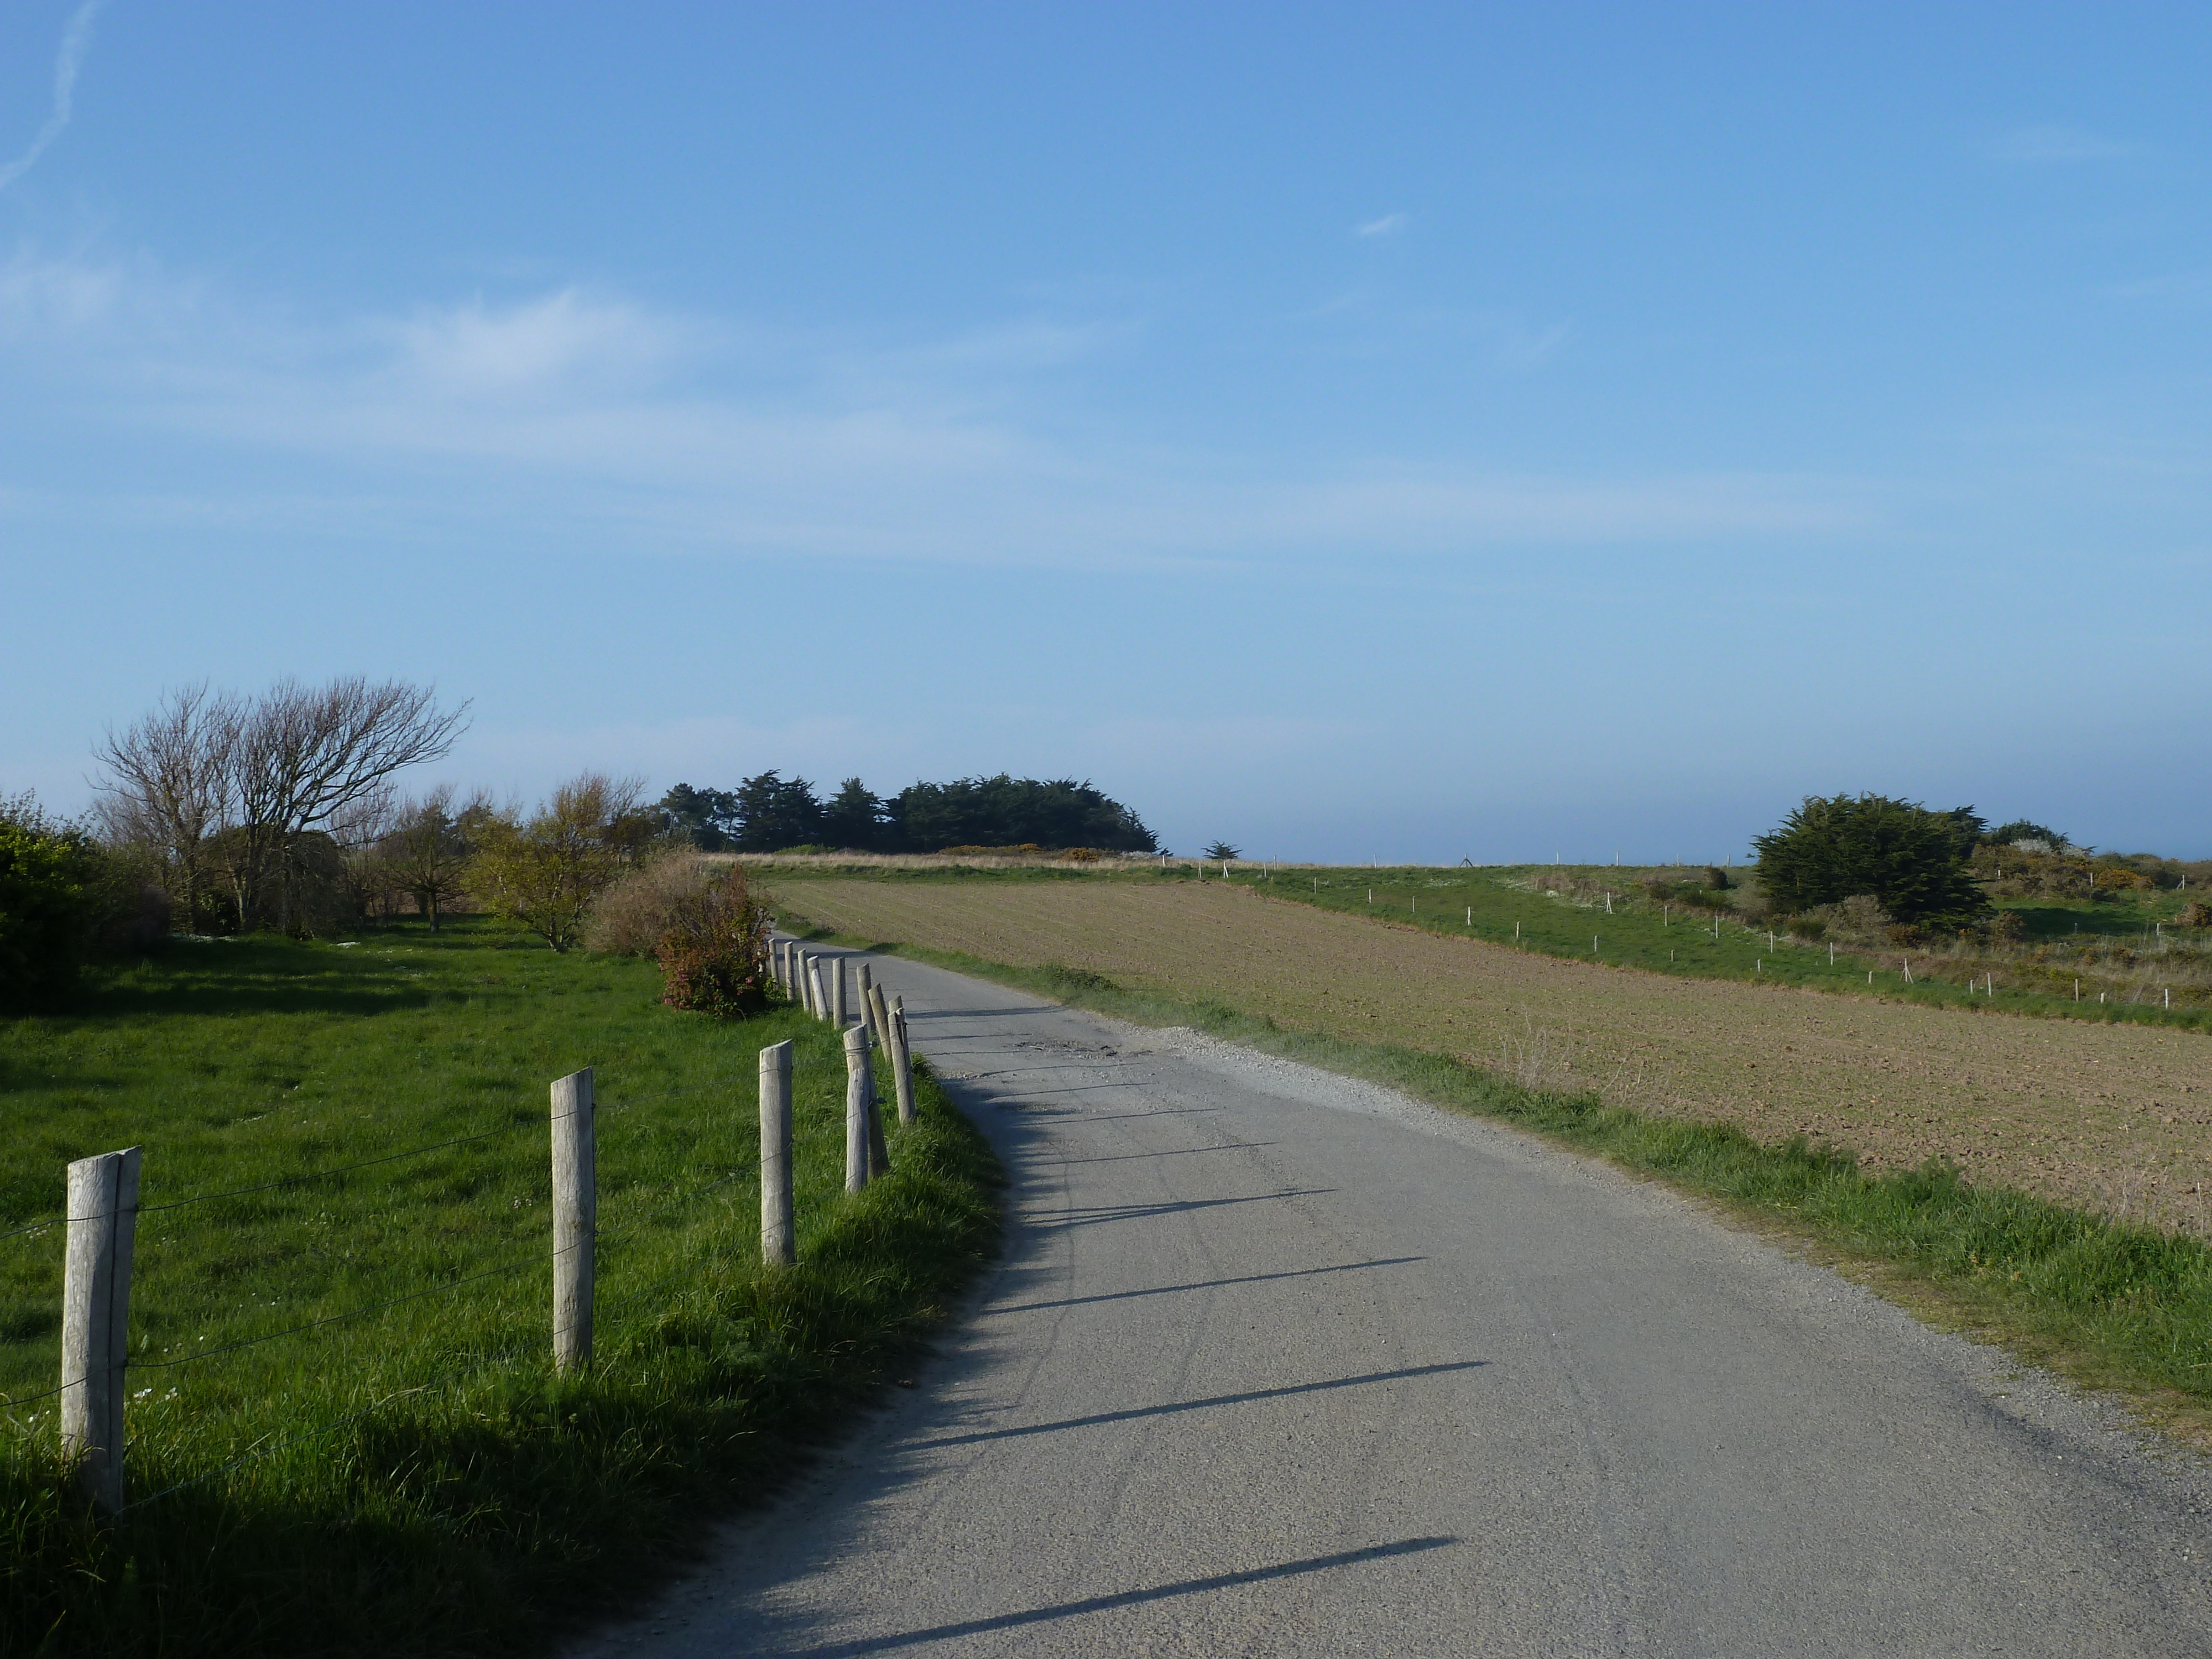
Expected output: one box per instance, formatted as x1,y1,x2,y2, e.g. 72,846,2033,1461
0,940,915,1516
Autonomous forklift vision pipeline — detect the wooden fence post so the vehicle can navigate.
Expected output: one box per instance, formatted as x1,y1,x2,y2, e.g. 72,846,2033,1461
854,961,875,1040
550,1068,595,1373
890,995,916,1125
758,1040,795,1266
794,950,811,1014
808,959,829,1021
773,940,789,997
863,1031,891,1179
60,1145,140,1512
843,1025,872,1193
867,982,894,1068
832,956,849,1026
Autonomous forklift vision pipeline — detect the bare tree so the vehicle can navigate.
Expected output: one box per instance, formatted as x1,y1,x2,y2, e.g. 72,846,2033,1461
92,683,238,931
227,677,470,932
380,784,492,930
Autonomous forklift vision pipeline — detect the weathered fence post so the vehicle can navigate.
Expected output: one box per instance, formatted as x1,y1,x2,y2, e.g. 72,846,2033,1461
758,1040,795,1266
794,950,811,1014
843,1025,872,1192
832,956,849,1027
807,958,828,1021
60,1145,140,1511
773,940,789,997
863,1032,891,1180
890,995,916,1125
854,961,875,1040
550,1068,596,1373
867,982,894,1066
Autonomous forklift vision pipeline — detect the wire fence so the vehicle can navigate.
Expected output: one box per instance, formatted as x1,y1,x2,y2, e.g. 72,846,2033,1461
2,938,909,1514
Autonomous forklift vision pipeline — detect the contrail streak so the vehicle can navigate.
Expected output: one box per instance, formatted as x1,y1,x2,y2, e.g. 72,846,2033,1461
0,0,109,193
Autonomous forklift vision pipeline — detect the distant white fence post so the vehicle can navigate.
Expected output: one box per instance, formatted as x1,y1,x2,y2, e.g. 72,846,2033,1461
60,1145,140,1512
759,1040,795,1266
551,1068,596,1373
890,995,916,1126
843,1025,872,1193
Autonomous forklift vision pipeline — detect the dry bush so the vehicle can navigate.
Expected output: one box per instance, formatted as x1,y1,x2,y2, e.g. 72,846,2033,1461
584,852,716,956
654,864,773,1018
1801,894,1892,946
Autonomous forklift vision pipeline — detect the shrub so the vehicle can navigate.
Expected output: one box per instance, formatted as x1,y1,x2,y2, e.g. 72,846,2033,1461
584,851,717,957
0,795,106,1009
468,774,653,952
1983,909,2028,944
1642,876,1733,912
2181,900,2212,928
1802,894,1892,946
1704,865,1733,891
1753,794,1989,926
654,864,773,1018
1063,847,1100,863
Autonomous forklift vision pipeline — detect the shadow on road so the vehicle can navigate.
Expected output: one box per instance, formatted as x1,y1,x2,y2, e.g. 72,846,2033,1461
786,1537,1462,1656
1022,1190,1339,1232
903,1361,1487,1452
987,1255,1427,1315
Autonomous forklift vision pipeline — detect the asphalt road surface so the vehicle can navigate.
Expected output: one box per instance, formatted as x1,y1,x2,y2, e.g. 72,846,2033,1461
574,949,2212,1658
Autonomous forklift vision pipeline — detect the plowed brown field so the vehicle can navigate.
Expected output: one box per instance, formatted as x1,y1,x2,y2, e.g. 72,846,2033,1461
779,878,2212,1237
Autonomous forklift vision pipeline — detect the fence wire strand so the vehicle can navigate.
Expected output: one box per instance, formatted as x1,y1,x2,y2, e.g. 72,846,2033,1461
23,1024,867,1507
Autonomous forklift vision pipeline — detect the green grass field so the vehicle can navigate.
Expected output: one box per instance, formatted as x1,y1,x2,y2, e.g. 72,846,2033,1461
1,922,1000,1658
1208,864,2212,1031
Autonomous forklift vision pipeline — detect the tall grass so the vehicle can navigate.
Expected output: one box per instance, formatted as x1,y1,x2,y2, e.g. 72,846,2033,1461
0,924,999,1657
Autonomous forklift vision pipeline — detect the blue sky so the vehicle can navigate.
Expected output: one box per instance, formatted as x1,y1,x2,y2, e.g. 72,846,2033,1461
3,3,2206,859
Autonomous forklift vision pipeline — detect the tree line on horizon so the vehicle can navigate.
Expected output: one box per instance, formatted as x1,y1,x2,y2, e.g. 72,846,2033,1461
654,773,1160,855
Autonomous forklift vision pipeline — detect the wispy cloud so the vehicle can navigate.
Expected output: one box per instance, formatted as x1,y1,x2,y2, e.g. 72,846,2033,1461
0,1,109,193
0,250,1868,566
1983,123,2136,163
2106,270,2212,305
1355,213,1408,238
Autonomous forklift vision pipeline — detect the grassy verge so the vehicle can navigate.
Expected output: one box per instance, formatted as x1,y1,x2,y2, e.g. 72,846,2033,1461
787,919,2212,1448
1227,866,2212,1032
1,922,1000,1657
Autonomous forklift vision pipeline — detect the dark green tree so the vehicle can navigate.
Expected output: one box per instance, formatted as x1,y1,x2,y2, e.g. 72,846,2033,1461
888,775,1156,852
729,771,825,852
655,783,738,851
1753,794,1990,925
821,778,887,851
0,794,106,1009
1985,818,2071,851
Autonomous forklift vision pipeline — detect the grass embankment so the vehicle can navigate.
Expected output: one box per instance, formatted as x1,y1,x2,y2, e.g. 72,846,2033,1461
1234,864,2212,1031
784,914,2212,1447
1,922,999,1658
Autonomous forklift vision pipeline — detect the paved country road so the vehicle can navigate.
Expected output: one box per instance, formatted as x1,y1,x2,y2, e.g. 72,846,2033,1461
574,950,2212,1658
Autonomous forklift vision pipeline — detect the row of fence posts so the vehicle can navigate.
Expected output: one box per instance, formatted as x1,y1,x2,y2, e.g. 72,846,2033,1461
42,939,914,1511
